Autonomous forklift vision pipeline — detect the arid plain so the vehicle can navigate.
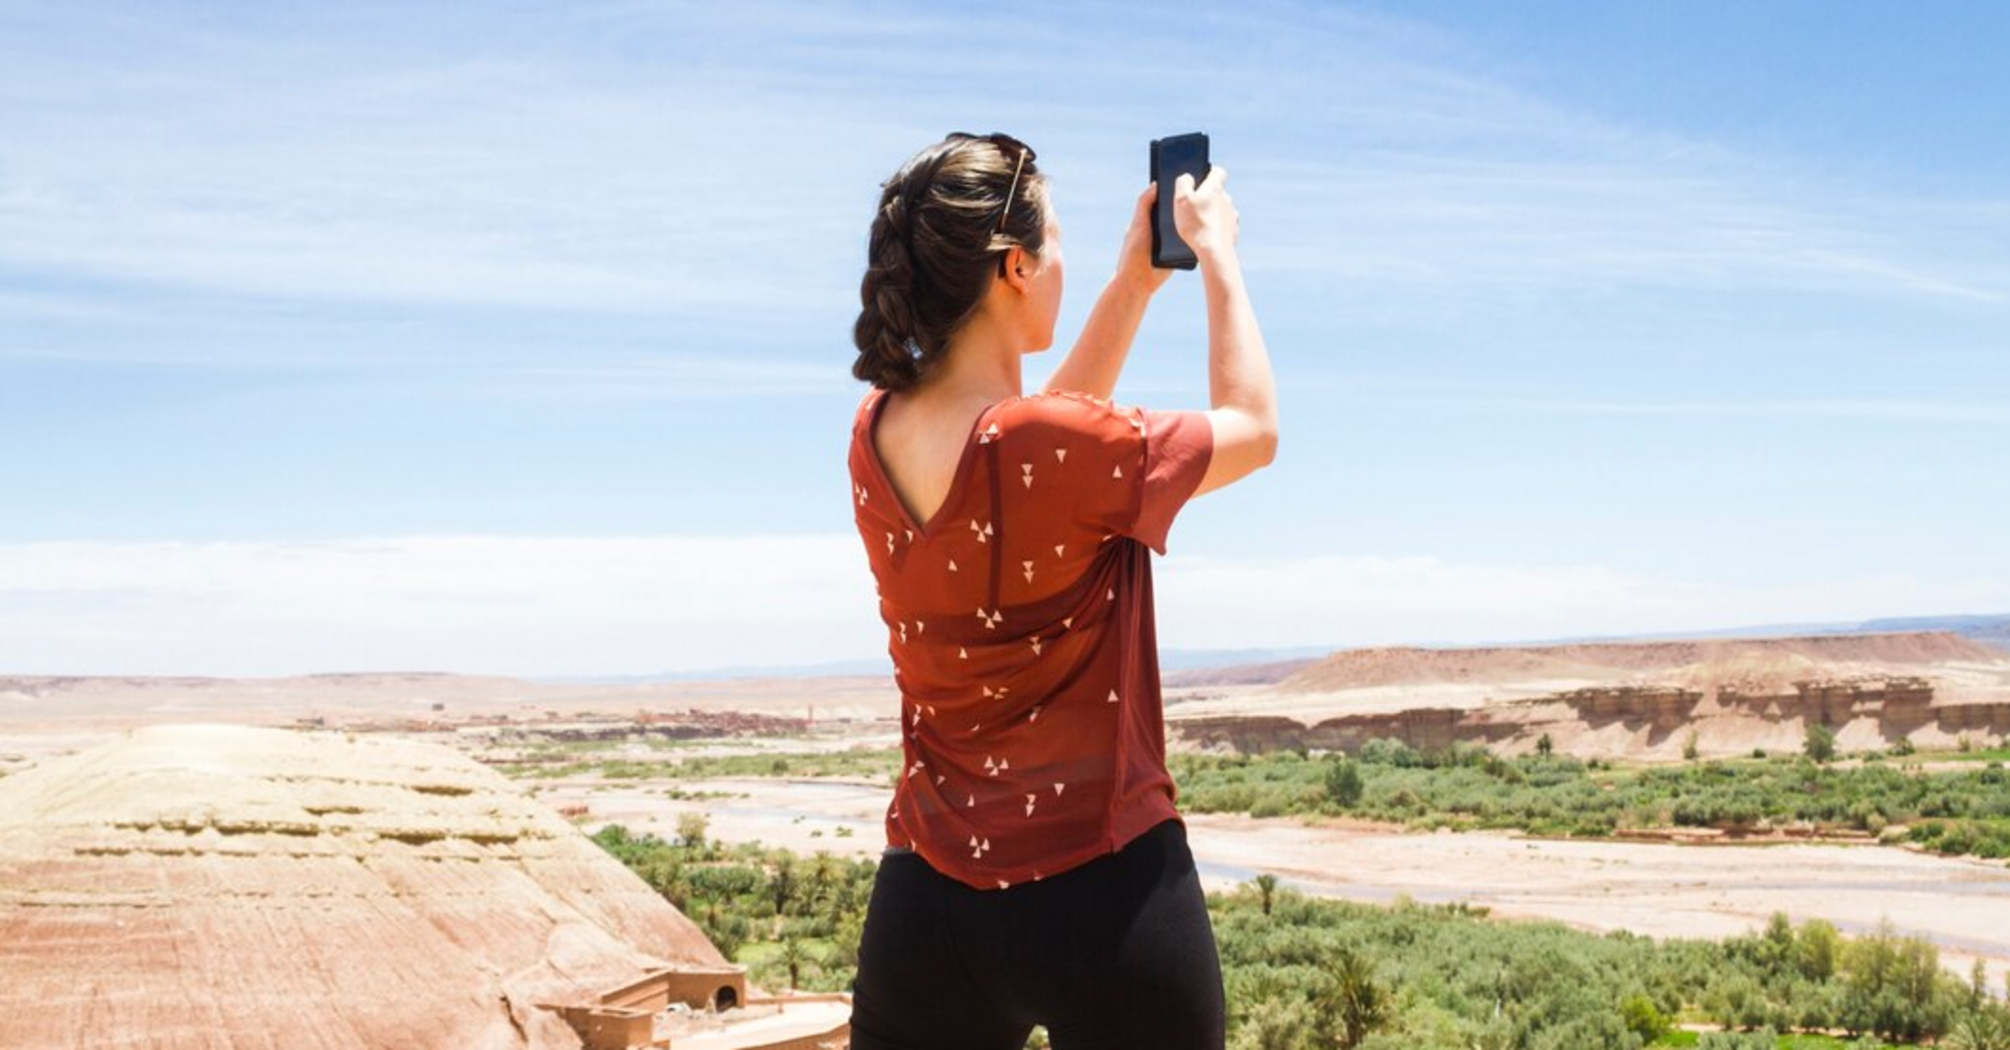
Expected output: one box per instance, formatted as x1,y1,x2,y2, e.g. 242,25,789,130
5,628,2010,1000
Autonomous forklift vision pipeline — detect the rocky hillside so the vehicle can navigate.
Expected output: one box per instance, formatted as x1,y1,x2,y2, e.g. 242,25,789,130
1168,631,2010,760
1277,631,2001,693
0,724,737,1048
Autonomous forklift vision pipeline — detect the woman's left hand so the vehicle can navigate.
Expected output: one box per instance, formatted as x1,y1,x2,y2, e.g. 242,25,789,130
1114,183,1176,296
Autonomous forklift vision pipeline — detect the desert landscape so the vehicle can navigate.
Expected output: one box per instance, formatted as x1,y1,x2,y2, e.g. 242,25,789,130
15,0,2009,1044
5,624,2010,1047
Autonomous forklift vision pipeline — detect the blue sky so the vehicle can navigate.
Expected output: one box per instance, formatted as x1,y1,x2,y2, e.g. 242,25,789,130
3,1,2005,675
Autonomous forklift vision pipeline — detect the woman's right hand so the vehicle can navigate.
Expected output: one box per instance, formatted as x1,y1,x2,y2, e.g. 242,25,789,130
1172,166,1238,264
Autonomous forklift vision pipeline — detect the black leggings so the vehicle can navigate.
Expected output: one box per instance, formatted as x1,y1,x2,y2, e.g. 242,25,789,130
848,817,1226,1050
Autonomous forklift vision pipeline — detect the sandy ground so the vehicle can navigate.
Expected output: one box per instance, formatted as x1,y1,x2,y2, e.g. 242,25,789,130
542,772,2010,993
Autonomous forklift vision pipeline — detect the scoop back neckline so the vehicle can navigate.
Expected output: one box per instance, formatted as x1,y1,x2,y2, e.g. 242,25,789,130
865,388,1022,541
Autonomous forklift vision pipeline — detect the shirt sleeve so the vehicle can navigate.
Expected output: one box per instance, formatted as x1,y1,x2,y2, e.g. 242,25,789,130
1034,393,1213,556
1129,405,1214,554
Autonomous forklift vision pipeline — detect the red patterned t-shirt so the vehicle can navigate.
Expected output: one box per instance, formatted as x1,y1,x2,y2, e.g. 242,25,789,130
847,386,1214,890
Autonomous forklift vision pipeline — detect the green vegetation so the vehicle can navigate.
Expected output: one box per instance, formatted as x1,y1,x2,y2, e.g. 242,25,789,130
1170,741,2010,863
591,825,2010,1049
591,823,873,991
494,744,902,782
1325,758,1365,806
675,811,710,849
1213,895,1999,1049
1805,723,1839,765
659,786,742,800
521,734,2010,864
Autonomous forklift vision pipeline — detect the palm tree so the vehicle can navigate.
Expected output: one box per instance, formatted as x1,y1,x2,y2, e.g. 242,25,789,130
1321,947,1391,1049
1945,1007,2010,1050
780,937,807,992
808,850,836,908
1252,873,1279,917
769,854,797,915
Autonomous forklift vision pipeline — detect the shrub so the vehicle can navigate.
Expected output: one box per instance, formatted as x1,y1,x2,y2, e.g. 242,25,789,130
1359,738,1421,768
1805,723,1838,764
1620,993,1671,1043
1325,760,1365,807
677,811,709,849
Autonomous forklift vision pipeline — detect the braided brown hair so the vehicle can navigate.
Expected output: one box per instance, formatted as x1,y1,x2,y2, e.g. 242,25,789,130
852,133,1050,391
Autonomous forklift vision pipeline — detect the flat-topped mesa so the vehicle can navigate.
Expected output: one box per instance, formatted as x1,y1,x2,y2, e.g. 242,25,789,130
1170,631,2010,759
1276,631,2003,694
0,723,757,1050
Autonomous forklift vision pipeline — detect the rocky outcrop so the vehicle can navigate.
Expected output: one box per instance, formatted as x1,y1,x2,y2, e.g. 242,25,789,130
1555,686,1705,732
1171,715,1317,754
1938,701,2010,734
1172,678,2010,758
1718,675,1930,715
1173,686,1694,754
1715,677,1935,736
1171,632,2010,758
0,724,744,1049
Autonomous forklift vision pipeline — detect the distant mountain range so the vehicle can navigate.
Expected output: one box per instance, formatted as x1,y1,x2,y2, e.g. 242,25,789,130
1513,613,2010,653
534,613,2010,684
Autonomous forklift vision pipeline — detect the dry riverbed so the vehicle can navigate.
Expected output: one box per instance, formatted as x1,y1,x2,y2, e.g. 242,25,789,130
534,770,2010,992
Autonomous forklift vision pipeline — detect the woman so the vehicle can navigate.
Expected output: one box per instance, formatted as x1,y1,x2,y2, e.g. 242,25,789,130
844,131,1277,1050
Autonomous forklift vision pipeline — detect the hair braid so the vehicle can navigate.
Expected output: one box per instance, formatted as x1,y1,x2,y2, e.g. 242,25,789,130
851,134,1047,392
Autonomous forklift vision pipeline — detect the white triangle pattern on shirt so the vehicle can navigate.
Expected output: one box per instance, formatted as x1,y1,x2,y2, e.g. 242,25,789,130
862,394,1197,890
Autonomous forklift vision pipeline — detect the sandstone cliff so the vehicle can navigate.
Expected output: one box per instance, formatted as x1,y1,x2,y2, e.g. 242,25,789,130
1169,632,2010,759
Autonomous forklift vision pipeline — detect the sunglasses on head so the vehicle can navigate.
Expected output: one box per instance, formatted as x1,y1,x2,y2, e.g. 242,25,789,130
946,132,1036,277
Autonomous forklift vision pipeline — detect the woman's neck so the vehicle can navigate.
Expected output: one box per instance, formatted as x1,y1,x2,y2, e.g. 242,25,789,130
918,317,1027,403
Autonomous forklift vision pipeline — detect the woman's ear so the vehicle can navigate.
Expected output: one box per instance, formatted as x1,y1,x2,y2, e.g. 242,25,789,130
1002,246,1031,289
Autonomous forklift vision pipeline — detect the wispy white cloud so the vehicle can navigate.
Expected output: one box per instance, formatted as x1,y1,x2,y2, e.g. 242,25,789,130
0,535,881,676
3,535,2000,677
0,5,917,321
1249,155,2010,305
3,0,2004,378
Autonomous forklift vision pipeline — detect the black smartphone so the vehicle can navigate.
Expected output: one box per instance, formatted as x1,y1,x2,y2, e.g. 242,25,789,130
1150,132,1210,269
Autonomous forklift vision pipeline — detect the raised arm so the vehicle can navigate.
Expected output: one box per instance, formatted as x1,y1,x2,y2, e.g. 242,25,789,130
1040,186,1174,401
1174,166,1278,497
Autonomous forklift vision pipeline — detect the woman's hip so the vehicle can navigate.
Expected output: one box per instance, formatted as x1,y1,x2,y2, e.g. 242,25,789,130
854,817,1222,1046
